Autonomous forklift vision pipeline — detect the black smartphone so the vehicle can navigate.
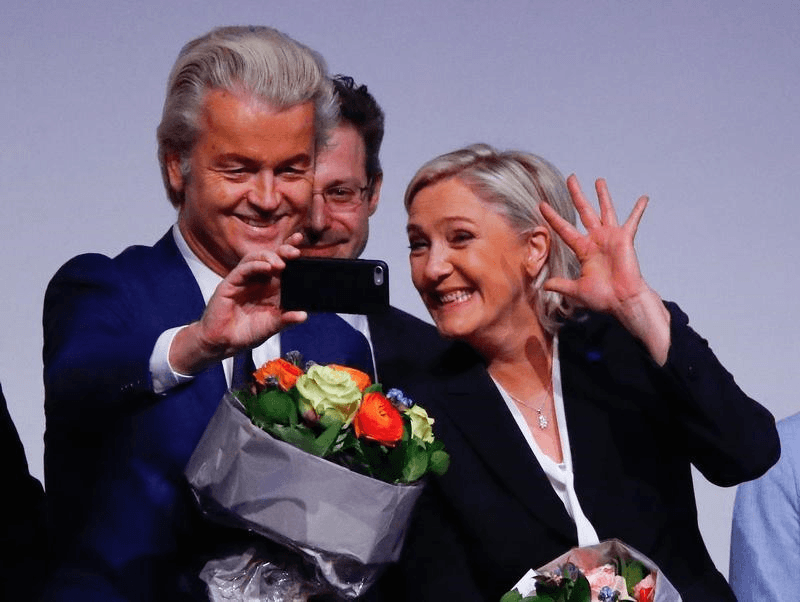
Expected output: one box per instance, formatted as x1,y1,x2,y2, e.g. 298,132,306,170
281,257,390,314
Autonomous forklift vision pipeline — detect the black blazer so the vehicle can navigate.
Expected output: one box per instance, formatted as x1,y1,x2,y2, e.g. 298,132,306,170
385,303,779,602
42,229,446,601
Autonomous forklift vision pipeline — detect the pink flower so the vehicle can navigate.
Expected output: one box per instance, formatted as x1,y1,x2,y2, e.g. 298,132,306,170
633,573,656,602
585,564,627,600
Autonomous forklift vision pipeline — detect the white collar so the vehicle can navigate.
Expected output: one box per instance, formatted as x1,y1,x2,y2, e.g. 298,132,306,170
172,223,221,306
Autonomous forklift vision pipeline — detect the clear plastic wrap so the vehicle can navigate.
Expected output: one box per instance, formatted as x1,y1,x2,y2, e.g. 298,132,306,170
509,539,682,602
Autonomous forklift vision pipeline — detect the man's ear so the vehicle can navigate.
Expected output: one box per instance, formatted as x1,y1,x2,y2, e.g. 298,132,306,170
165,153,185,194
367,173,382,217
524,226,550,279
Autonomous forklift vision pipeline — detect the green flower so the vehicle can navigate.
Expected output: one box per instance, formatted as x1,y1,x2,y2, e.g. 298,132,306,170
295,365,362,427
404,404,435,443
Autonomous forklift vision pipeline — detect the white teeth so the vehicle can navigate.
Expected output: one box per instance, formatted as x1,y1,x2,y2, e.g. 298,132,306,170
240,217,276,228
438,290,471,304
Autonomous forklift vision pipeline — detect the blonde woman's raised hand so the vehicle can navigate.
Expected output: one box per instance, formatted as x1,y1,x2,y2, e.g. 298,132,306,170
541,175,671,365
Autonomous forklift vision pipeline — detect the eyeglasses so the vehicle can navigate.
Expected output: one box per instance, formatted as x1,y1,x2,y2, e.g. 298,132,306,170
312,184,370,209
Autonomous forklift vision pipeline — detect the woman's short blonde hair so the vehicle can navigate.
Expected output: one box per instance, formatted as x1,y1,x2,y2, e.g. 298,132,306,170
404,143,580,334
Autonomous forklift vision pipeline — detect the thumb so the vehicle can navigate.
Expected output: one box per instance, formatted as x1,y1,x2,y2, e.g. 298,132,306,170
542,277,579,300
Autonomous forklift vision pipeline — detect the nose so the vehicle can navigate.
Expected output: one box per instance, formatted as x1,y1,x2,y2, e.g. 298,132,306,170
248,171,280,211
423,242,453,283
308,191,331,234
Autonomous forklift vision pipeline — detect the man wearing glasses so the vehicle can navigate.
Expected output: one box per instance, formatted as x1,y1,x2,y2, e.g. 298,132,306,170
302,75,383,259
275,73,445,392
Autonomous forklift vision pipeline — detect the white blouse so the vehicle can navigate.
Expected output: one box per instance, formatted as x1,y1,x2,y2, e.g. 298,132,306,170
493,334,600,546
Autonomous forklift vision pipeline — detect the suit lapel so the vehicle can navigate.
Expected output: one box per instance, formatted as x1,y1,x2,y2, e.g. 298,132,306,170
149,230,227,396
558,315,619,526
367,308,441,388
367,308,405,384
368,310,578,541
436,345,577,542
150,231,208,325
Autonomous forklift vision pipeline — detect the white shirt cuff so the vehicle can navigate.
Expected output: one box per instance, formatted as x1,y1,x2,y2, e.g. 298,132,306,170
150,326,194,394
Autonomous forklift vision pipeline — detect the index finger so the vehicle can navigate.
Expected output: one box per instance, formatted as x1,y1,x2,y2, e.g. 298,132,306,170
540,200,583,251
228,253,285,285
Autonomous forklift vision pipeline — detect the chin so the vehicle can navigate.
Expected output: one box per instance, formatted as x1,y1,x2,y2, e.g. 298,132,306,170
300,247,339,258
304,244,353,259
430,317,473,342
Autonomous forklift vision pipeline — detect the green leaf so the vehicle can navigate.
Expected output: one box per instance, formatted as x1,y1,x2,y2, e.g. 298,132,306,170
619,559,647,596
401,443,429,483
237,390,258,417
428,439,446,453
364,383,382,394
253,389,297,426
311,421,343,457
428,450,450,476
500,591,523,602
565,575,590,602
270,424,317,454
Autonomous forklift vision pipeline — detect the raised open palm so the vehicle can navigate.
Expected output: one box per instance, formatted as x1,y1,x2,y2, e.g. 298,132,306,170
541,175,670,364
541,175,649,317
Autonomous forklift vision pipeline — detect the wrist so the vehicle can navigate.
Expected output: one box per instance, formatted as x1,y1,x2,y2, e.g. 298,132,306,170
614,287,671,365
170,322,230,375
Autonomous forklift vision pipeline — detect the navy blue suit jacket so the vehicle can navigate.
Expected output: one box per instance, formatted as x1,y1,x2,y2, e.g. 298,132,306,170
384,304,779,602
43,230,445,601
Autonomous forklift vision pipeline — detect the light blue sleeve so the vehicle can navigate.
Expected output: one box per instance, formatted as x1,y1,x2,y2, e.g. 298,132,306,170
730,414,800,601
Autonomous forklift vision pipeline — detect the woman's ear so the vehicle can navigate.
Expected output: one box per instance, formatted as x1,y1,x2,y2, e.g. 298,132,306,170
524,226,550,279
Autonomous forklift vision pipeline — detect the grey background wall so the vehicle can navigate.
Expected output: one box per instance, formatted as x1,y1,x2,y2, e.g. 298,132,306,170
2,0,797,578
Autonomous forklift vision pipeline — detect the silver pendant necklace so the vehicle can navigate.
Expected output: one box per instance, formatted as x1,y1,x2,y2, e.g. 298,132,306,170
509,391,551,430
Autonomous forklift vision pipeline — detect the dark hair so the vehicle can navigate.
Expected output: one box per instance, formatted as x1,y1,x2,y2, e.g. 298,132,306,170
331,75,385,190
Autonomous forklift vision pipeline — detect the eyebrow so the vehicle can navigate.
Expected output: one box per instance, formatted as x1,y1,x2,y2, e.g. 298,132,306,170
276,153,313,168
407,216,478,232
321,178,362,187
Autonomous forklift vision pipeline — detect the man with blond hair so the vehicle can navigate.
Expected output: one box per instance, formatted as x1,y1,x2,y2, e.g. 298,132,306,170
43,26,335,600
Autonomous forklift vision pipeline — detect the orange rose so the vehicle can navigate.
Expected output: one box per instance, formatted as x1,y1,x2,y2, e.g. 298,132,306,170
352,392,404,446
329,364,372,391
253,358,303,391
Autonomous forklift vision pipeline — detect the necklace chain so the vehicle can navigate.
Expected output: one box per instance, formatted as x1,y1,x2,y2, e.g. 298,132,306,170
509,389,551,430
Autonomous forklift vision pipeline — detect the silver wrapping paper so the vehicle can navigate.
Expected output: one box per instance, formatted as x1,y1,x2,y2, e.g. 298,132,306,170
185,392,424,598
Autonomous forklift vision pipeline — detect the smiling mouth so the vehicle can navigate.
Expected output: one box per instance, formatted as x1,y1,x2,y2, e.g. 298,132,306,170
432,290,473,307
236,214,284,229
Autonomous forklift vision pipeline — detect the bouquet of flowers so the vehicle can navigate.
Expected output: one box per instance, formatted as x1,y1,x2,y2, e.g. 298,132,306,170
185,352,449,600
240,353,450,484
501,540,681,602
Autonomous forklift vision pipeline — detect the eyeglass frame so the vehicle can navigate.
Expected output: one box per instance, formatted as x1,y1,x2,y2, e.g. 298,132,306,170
311,181,373,210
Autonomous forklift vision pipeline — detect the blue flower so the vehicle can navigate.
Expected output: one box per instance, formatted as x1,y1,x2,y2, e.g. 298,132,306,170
598,585,619,602
561,562,581,582
283,350,304,367
386,388,414,409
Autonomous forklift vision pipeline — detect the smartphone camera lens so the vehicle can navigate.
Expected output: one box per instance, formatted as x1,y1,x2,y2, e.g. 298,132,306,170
373,265,384,286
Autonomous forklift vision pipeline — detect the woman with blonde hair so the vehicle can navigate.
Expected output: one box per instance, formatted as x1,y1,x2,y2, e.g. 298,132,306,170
390,143,778,601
